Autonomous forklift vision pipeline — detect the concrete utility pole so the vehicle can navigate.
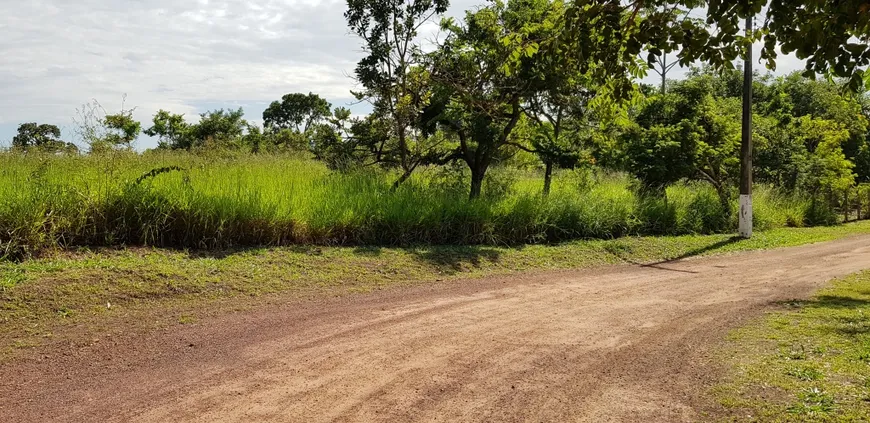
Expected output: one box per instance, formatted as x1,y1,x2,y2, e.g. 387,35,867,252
738,16,753,238
652,52,678,94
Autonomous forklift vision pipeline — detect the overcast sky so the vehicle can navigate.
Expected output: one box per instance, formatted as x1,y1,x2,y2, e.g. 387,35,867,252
0,0,807,150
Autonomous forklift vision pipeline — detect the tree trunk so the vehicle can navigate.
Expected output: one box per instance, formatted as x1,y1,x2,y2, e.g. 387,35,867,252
469,166,486,200
660,53,667,94
542,161,554,197
844,191,850,222
715,185,732,219
864,190,870,218
391,167,413,191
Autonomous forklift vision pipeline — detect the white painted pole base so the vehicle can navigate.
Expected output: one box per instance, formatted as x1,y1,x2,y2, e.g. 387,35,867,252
738,194,753,238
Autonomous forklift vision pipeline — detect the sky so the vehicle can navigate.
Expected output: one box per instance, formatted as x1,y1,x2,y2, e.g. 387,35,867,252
0,0,808,150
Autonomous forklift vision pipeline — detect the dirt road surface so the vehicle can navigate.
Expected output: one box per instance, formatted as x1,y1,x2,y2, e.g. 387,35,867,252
3,236,870,422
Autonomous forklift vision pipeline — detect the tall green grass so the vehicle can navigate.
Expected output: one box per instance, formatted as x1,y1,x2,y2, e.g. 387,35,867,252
0,151,816,258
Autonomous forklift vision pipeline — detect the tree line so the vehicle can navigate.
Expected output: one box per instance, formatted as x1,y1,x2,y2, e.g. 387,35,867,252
7,0,870,211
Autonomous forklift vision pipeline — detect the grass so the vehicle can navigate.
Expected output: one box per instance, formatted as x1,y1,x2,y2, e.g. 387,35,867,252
3,220,870,362
715,270,870,422
0,151,814,258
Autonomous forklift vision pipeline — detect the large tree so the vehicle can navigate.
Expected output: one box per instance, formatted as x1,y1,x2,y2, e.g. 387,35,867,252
189,108,248,149
431,0,574,199
764,73,870,181
145,108,252,151
620,74,741,214
102,111,141,148
262,92,332,133
345,0,451,186
12,123,70,152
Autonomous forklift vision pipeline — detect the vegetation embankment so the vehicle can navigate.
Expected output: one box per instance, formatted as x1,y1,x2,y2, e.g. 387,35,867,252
3,220,870,361
0,152,823,260
5,0,870,262
716,270,870,422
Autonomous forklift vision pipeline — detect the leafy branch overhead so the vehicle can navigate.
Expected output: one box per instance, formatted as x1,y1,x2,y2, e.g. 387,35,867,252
558,0,870,96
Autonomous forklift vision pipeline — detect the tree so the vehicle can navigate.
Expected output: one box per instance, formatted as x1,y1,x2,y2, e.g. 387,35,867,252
638,5,701,94
792,116,856,197
557,0,870,104
650,53,678,94
102,111,141,148
144,110,192,150
189,108,248,148
430,0,563,199
753,112,804,190
73,97,140,153
345,0,451,187
620,74,741,214
11,123,72,152
263,93,331,133
765,73,870,180
519,72,596,196
309,107,368,170
146,108,250,151
261,128,311,153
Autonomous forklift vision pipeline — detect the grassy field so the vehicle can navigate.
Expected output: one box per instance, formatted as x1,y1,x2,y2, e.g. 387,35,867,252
0,151,811,259
3,220,870,362
716,271,870,422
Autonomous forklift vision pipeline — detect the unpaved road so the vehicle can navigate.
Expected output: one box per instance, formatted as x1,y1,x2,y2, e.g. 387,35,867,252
3,236,870,422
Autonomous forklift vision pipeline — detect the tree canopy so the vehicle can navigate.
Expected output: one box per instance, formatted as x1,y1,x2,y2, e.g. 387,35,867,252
12,123,70,152
555,0,870,101
263,93,332,133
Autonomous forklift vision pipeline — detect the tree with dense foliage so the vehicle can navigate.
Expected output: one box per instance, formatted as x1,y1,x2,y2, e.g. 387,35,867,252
345,0,451,186
144,110,192,150
147,108,251,151
430,0,566,199
763,73,870,181
620,74,741,214
190,108,247,146
791,116,855,196
102,110,142,148
11,123,74,153
263,92,332,133
310,107,362,169
260,93,336,154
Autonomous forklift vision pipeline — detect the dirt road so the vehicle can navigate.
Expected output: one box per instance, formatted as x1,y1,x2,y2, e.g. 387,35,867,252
3,236,870,422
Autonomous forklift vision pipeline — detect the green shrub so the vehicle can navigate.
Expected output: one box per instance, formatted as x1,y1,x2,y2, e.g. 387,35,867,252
804,199,838,226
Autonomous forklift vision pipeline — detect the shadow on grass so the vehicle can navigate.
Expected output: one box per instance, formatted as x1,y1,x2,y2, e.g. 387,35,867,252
773,295,870,310
182,245,323,259
771,295,870,336
409,246,503,274
605,236,744,274
813,295,870,309
352,246,383,257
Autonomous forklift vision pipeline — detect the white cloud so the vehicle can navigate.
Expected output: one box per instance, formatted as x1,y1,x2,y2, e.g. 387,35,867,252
0,0,375,146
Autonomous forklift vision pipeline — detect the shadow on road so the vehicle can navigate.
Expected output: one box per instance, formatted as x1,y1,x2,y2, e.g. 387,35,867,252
606,236,744,274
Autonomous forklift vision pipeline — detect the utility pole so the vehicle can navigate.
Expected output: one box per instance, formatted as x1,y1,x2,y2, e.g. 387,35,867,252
739,16,753,238
652,52,678,94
